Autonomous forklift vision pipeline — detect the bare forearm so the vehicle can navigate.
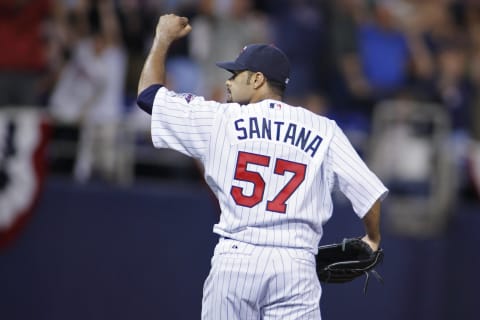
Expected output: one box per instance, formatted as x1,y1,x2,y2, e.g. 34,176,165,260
137,14,192,95
361,200,382,250
137,37,171,94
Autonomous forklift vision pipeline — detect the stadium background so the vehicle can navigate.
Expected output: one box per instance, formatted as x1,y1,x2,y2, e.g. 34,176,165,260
1,1,480,319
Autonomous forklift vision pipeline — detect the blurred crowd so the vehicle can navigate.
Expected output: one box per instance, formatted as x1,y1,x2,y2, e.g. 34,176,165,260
1,0,479,200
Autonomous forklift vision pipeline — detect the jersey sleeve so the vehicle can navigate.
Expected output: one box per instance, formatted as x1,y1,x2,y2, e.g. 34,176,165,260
326,123,388,218
150,86,219,160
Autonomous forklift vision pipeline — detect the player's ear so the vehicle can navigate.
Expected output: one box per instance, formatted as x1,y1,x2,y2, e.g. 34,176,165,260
253,72,267,89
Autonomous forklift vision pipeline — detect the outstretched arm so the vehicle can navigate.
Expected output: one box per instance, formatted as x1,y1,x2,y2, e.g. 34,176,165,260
361,199,382,252
137,14,192,95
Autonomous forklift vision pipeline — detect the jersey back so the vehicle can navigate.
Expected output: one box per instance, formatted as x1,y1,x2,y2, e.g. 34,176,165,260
151,87,387,253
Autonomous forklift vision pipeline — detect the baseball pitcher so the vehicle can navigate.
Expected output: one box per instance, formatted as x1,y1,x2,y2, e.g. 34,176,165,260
137,14,388,320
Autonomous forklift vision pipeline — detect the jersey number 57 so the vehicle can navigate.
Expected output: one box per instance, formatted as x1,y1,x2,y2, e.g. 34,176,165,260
230,151,307,214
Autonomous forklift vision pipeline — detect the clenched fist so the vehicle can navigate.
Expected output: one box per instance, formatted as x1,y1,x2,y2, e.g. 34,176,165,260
155,14,192,43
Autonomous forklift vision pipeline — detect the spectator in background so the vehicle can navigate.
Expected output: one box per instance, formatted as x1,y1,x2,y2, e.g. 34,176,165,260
354,1,424,116
117,0,157,105
40,0,76,105
465,2,480,142
429,42,472,133
462,1,480,197
324,0,370,124
0,0,52,107
49,0,127,183
326,0,431,125
269,0,326,107
326,0,362,101
433,41,473,189
407,0,474,191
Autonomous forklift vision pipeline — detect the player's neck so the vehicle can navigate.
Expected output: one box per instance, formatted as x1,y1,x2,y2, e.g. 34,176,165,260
250,90,282,103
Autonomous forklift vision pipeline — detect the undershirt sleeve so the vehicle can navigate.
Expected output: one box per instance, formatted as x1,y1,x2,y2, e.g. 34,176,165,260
136,84,163,115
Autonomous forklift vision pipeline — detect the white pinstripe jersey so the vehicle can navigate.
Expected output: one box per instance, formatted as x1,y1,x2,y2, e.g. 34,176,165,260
151,87,388,254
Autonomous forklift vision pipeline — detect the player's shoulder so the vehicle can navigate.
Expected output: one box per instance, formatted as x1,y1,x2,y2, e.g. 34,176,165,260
286,102,338,128
221,101,256,116
156,87,223,108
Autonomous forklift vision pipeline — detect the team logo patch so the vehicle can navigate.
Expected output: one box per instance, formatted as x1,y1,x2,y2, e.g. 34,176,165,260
168,91,196,103
180,93,195,103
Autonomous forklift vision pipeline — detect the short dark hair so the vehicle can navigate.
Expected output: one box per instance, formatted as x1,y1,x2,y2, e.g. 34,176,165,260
267,79,286,98
245,71,286,98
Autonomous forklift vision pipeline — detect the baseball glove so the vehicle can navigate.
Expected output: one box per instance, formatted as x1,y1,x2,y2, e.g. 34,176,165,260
316,238,384,293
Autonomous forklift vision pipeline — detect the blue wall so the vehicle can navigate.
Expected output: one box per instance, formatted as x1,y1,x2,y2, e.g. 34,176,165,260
1,178,479,320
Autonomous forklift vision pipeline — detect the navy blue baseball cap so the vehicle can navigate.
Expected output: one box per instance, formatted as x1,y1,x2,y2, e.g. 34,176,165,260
216,44,290,86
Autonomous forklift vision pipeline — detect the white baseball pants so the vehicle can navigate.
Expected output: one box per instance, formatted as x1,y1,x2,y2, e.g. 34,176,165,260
201,238,322,320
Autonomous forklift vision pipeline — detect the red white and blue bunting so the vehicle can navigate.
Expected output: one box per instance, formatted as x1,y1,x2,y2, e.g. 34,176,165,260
0,108,50,249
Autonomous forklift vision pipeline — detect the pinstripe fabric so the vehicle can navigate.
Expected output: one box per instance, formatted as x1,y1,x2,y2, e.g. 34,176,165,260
151,87,387,254
150,87,388,319
202,238,321,320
